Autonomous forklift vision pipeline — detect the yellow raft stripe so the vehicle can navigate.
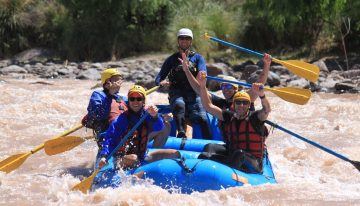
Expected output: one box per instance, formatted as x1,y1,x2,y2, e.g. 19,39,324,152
232,173,249,184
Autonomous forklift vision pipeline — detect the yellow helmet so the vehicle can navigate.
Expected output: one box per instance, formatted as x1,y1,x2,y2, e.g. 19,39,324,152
220,75,239,90
101,68,121,85
233,91,250,102
128,85,147,98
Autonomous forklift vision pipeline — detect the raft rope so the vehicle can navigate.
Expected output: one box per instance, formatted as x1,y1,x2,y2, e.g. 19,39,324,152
263,149,275,180
179,137,187,150
174,157,205,174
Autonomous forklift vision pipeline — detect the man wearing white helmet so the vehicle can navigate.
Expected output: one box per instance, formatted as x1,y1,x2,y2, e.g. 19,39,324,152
155,28,212,139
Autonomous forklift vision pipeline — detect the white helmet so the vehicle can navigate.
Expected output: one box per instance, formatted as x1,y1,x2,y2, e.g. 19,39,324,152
177,28,193,40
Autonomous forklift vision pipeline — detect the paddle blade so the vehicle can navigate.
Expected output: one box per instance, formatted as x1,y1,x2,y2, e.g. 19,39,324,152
0,153,27,168
0,153,31,173
351,160,360,172
72,169,100,193
265,87,311,105
44,136,88,156
272,59,320,83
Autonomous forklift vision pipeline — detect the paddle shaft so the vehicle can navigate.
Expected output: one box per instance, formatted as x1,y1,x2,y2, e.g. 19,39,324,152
30,144,45,154
5,123,83,156
102,86,159,159
206,76,253,88
265,120,353,163
46,86,160,157
72,112,150,193
32,124,84,153
208,36,264,58
145,86,160,95
105,112,150,161
0,123,84,172
52,124,84,139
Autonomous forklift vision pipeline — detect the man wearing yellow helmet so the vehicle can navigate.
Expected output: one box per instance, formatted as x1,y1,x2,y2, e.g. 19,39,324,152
98,85,180,169
82,68,127,146
197,71,271,173
155,28,211,139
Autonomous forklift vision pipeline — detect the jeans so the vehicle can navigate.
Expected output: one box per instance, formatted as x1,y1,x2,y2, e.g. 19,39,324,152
169,89,211,139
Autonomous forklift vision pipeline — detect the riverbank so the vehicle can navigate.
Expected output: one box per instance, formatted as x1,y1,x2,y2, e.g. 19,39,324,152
0,50,359,93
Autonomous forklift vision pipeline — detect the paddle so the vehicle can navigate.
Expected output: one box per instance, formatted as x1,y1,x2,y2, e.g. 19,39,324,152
43,86,160,156
204,33,320,83
44,136,94,155
206,76,311,105
0,124,83,173
71,112,150,193
265,120,360,172
145,86,160,94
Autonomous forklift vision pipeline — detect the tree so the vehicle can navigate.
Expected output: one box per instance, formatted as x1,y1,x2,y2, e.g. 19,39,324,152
59,0,179,60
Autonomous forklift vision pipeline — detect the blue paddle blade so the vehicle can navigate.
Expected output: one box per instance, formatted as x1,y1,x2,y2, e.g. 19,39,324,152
351,160,360,172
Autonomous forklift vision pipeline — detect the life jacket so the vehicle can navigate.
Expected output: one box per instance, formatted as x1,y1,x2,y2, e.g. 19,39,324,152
168,51,199,90
82,97,127,134
223,112,268,158
218,101,256,139
116,111,149,159
108,98,128,123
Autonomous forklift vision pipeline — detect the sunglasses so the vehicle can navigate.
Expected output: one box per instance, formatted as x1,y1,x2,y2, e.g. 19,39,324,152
234,100,250,105
129,97,143,102
221,84,234,90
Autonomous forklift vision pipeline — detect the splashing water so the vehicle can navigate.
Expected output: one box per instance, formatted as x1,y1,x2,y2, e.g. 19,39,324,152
0,78,359,205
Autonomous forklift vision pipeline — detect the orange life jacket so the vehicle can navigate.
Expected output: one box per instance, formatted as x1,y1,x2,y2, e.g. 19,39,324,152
108,99,128,123
223,114,266,158
82,98,127,131
218,103,256,140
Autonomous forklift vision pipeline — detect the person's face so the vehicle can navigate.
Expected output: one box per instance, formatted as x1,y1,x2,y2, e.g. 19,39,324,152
104,75,123,89
233,99,250,115
128,93,145,112
109,75,123,84
221,84,237,100
177,36,192,51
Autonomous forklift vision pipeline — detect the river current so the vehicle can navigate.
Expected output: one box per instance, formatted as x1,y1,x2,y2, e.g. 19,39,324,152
0,78,359,206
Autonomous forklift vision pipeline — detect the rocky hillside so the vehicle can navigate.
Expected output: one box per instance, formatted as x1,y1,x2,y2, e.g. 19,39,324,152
0,49,359,93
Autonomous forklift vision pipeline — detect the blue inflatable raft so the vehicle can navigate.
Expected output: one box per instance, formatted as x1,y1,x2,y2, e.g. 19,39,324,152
92,138,276,193
91,105,276,193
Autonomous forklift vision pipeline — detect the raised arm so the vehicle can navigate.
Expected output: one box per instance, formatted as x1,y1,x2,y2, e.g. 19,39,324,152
252,83,271,121
197,71,224,121
179,52,201,94
248,53,271,102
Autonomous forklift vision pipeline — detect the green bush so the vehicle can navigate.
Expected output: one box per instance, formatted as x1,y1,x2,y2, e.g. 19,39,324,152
167,1,245,60
0,0,358,61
